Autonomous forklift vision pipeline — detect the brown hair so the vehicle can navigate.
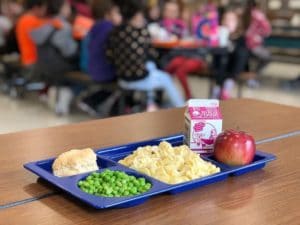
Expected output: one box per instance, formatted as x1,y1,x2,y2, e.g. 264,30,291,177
163,0,184,14
243,0,258,30
90,0,116,20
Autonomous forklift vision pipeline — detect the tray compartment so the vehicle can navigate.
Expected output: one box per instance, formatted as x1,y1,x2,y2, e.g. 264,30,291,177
96,134,184,163
96,135,230,195
205,151,276,176
60,166,172,209
165,157,231,194
167,171,229,194
31,155,117,176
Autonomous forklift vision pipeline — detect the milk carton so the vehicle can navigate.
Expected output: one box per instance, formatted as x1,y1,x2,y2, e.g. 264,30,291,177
184,99,222,155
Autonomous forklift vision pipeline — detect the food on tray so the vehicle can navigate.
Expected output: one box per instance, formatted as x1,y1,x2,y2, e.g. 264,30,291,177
52,148,99,177
78,170,152,197
119,142,220,184
214,130,256,166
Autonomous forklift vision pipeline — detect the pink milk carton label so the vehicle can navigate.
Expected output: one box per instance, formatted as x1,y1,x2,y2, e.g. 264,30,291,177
184,99,222,154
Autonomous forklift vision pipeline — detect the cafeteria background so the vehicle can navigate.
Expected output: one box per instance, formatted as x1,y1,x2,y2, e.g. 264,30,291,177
0,0,299,134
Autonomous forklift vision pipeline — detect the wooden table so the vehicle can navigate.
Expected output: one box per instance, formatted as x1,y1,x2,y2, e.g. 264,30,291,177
152,39,204,49
0,99,299,225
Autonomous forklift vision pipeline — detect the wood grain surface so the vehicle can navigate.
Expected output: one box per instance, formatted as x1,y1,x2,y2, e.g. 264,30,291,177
0,99,299,205
1,135,299,225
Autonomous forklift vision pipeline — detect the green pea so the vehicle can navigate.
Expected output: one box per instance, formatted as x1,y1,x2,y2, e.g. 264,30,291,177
121,179,127,184
119,187,125,194
78,170,151,197
139,178,146,185
130,187,137,194
114,186,120,192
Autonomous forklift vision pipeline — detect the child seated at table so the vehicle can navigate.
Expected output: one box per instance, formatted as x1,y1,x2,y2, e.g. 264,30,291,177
86,0,121,83
211,7,238,99
77,0,122,115
161,0,207,100
31,0,78,80
146,0,161,23
31,0,78,115
245,0,271,87
211,4,251,100
160,0,186,38
106,0,184,110
146,0,170,41
192,1,219,46
16,0,48,69
0,0,23,52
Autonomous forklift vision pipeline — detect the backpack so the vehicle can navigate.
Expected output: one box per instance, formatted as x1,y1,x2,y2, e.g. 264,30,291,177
35,29,76,83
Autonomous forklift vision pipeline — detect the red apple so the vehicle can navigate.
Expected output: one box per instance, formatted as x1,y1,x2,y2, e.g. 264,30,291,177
213,130,256,166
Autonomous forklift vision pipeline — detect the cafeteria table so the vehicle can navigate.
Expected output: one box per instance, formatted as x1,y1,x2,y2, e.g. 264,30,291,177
0,98,299,225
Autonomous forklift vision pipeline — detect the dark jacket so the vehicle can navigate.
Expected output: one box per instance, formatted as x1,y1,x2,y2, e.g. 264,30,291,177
87,20,115,82
106,24,158,81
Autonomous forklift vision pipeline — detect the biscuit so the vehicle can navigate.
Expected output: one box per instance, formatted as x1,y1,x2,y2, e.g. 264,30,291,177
52,148,99,177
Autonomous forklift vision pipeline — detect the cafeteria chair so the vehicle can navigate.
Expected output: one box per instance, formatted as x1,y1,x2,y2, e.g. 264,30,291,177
0,55,46,98
117,83,150,114
63,71,121,117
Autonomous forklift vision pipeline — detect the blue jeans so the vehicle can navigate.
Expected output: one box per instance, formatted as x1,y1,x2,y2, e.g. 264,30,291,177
119,62,185,107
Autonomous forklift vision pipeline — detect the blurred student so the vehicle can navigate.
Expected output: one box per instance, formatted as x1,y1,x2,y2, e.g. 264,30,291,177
87,0,122,83
147,0,171,41
31,0,78,115
214,1,271,99
211,1,258,100
0,6,13,48
107,0,184,110
161,0,186,38
0,0,22,44
162,0,206,100
1,0,23,23
31,0,78,79
16,0,47,69
245,0,271,83
192,0,219,46
0,0,23,52
147,0,161,23
71,0,95,41
78,0,122,115
211,8,239,99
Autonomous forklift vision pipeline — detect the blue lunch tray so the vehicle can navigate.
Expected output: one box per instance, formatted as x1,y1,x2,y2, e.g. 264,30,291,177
24,134,276,209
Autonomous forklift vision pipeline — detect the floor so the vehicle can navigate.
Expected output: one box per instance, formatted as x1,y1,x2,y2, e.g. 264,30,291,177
0,62,299,135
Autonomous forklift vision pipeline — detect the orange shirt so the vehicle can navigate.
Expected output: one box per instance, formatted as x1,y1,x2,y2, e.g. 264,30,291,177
16,13,46,66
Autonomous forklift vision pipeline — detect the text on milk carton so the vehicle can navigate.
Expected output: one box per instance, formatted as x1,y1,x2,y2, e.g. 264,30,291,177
184,100,223,154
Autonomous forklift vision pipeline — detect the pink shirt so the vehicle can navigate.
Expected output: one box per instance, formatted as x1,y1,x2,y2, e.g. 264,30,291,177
246,9,272,49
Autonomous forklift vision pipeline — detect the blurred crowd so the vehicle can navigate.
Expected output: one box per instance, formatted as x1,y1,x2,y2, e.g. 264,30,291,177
0,0,272,116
